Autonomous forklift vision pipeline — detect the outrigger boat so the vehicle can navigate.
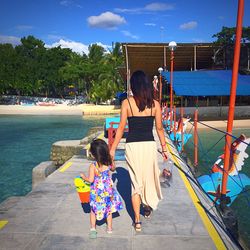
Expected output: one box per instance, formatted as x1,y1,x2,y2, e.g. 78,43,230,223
162,110,192,152
198,134,250,205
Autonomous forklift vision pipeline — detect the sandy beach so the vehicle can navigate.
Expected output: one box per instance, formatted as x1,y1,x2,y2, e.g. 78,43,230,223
187,119,250,130
0,104,249,129
0,104,120,116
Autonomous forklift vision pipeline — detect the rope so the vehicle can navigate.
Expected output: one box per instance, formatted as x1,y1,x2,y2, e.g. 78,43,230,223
198,201,244,250
196,121,250,147
158,148,243,249
187,120,250,204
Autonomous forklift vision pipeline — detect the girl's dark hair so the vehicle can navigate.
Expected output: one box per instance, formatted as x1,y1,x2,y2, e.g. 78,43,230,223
90,139,112,166
130,70,154,112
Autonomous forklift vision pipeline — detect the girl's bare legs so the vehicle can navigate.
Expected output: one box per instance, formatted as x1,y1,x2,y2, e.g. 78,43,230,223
132,194,141,225
106,213,112,232
90,210,96,229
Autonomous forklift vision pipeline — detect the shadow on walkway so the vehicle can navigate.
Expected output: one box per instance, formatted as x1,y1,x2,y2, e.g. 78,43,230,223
112,166,134,221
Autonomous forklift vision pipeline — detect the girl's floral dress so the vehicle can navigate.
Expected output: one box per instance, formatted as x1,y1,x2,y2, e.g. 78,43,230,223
90,162,123,221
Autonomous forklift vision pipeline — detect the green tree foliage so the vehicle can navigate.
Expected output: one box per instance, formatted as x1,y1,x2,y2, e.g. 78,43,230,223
0,36,125,103
213,26,250,44
0,43,17,94
212,26,250,69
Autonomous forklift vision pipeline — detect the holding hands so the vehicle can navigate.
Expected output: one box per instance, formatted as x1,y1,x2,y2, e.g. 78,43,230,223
80,173,86,180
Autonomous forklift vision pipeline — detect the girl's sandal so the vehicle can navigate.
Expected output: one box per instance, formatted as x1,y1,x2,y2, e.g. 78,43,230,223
89,228,97,239
133,222,142,232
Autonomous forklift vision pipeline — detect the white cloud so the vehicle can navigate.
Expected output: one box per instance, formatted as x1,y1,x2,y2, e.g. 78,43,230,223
144,23,156,26
145,3,174,11
121,30,139,40
0,35,21,45
47,34,67,41
87,12,126,29
115,2,174,14
114,7,142,14
60,0,71,6
60,0,82,8
45,39,111,55
15,25,33,31
95,42,111,52
46,39,89,55
192,38,204,43
179,21,197,30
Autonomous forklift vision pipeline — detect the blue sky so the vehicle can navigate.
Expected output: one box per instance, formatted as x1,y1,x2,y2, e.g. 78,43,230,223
0,0,249,54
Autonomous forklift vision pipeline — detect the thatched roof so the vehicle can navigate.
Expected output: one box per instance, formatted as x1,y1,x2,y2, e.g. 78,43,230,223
121,43,219,80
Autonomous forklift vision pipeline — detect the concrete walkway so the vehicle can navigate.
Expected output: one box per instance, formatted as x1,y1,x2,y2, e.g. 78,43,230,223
0,137,231,250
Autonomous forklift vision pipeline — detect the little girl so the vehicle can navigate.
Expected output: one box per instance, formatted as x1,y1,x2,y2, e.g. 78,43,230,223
80,139,123,239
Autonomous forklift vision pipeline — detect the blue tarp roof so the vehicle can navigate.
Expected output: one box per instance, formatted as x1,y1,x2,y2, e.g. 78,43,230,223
161,70,250,96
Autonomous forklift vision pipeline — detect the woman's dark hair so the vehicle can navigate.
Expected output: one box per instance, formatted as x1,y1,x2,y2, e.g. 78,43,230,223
90,139,112,166
130,70,154,112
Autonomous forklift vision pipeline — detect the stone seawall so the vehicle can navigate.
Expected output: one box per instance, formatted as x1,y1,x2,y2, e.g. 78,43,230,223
50,140,85,166
175,106,250,120
32,129,103,189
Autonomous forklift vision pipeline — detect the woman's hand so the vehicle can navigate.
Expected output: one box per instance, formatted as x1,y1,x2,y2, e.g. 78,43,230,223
110,160,116,172
110,149,115,161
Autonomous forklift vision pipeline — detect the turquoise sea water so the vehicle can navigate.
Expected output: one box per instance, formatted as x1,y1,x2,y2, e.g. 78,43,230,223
1,115,249,247
0,115,105,203
185,127,250,248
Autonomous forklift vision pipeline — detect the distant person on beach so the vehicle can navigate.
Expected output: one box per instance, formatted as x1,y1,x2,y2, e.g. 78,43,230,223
153,75,159,100
110,70,168,232
80,139,123,239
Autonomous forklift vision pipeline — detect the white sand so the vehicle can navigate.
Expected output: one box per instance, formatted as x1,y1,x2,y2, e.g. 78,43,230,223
0,104,119,116
187,119,250,129
0,104,84,115
0,104,249,129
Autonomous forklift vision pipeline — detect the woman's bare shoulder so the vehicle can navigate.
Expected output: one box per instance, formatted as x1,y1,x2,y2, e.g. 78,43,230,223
121,98,129,106
153,99,160,108
127,96,134,102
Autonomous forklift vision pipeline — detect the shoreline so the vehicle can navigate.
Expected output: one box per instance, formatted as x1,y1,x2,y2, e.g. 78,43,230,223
0,104,120,116
187,119,250,130
0,104,249,129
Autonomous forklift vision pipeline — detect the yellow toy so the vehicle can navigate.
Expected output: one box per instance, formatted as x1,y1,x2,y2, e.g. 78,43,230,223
74,176,90,203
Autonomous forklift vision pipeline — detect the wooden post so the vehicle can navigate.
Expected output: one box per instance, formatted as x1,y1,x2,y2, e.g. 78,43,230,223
194,45,197,71
159,74,162,104
125,45,130,96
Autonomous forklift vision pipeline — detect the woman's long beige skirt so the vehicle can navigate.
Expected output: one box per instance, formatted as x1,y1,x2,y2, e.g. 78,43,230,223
125,141,163,210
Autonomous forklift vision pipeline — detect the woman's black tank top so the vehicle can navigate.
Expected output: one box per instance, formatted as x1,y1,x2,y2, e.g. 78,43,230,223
126,99,155,143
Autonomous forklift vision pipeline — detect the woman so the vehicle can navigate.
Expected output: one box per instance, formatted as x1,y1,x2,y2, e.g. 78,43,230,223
110,70,168,232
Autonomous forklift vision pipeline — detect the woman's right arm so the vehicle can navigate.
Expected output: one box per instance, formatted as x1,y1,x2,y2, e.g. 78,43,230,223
110,100,128,159
155,100,168,158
